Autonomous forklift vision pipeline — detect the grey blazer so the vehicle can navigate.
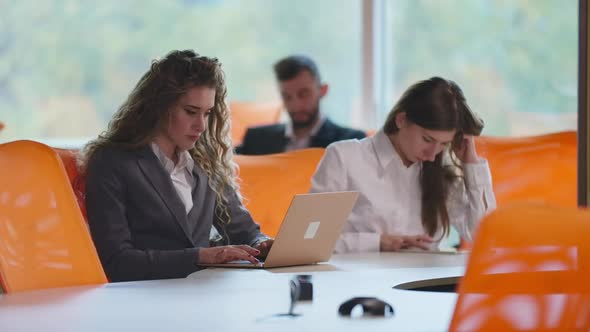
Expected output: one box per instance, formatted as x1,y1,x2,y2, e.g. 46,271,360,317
85,145,267,282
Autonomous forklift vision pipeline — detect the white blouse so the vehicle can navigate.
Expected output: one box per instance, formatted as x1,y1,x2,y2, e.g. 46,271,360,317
150,143,195,214
310,130,496,253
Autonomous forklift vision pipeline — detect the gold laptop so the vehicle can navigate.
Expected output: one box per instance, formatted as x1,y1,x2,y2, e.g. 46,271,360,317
202,191,359,269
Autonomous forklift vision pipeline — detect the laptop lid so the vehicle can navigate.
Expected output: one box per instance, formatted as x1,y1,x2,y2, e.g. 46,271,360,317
262,191,359,268
202,191,359,268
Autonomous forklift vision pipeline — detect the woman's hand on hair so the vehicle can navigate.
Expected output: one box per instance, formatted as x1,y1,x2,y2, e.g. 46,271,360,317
453,135,480,164
380,234,433,251
198,245,261,265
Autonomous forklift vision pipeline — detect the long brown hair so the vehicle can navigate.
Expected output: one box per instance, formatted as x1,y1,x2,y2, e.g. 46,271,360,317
383,77,484,237
80,49,237,225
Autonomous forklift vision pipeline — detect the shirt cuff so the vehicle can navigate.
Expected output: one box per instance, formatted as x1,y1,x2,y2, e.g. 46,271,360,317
187,247,202,268
463,158,493,187
361,233,382,252
336,232,381,253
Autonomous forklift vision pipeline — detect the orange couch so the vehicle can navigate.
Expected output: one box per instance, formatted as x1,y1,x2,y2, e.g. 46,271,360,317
229,101,282,145
52,131,578,238
52,146,325,237
234,148,325,236
475,131,577,208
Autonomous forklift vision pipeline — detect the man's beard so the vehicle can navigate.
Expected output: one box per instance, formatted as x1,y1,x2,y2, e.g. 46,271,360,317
291,106,320,130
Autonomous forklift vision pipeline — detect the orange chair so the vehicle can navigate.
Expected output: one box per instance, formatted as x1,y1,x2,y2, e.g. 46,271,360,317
475,131,577,208
449,203,590,331
0,121,4,131
234,148,325,237
229,101,282,145
0,140,107,293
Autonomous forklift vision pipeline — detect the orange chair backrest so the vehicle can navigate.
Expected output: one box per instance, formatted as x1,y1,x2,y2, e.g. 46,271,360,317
0,140,107,293
458,131,578,249
450,203,590,331
229,101,282,145
234,148,325,236
53,147,87,220
475,131,577,208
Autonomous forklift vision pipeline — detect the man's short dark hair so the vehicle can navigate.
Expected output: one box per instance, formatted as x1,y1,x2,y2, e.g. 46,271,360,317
273,55,322,82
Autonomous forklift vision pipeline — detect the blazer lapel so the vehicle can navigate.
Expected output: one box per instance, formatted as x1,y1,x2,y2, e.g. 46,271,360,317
188,163,228,245
271,124,289,153
276,136,290,153
188,163,204,217
310,119,334,148
135,146,194,245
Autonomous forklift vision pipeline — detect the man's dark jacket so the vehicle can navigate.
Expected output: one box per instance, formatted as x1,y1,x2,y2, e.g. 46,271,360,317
235,119,366,155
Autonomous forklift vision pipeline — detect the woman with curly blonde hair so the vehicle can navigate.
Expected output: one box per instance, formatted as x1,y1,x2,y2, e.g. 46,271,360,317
82,50,272,282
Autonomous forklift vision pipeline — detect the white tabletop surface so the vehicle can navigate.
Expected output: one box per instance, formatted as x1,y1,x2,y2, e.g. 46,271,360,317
0,252,468,332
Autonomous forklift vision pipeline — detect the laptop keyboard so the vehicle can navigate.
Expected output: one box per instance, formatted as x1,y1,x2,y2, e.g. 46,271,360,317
225,259,265,266
226,255,266,265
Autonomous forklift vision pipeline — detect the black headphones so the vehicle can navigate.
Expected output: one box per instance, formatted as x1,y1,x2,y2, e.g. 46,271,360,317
338,297,394,318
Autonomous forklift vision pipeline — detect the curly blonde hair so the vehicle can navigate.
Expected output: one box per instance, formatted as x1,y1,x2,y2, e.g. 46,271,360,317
80,49,238,225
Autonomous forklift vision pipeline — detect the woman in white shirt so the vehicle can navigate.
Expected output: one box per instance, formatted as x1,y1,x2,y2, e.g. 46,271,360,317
310,77,496,253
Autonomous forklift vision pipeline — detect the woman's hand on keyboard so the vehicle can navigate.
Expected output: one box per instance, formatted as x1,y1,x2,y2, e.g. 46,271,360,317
198,245,260,264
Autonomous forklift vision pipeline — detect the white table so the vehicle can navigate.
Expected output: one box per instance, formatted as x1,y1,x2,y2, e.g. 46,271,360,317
0,252,467,332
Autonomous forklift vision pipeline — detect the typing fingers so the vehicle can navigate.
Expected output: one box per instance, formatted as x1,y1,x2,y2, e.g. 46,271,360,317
214,246,260,264
227,247,260,264
235,245,261,256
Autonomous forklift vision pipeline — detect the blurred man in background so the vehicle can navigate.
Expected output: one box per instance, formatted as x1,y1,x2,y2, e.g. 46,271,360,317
235,55,365,155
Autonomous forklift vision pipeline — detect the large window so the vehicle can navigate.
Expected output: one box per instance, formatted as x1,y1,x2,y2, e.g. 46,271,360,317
0,1,579,145
0,0,361,145
376,0,578,136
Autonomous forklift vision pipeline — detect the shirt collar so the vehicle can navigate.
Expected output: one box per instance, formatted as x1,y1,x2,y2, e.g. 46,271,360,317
284,113,326,140
371,130,408,169
150,142,195,174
